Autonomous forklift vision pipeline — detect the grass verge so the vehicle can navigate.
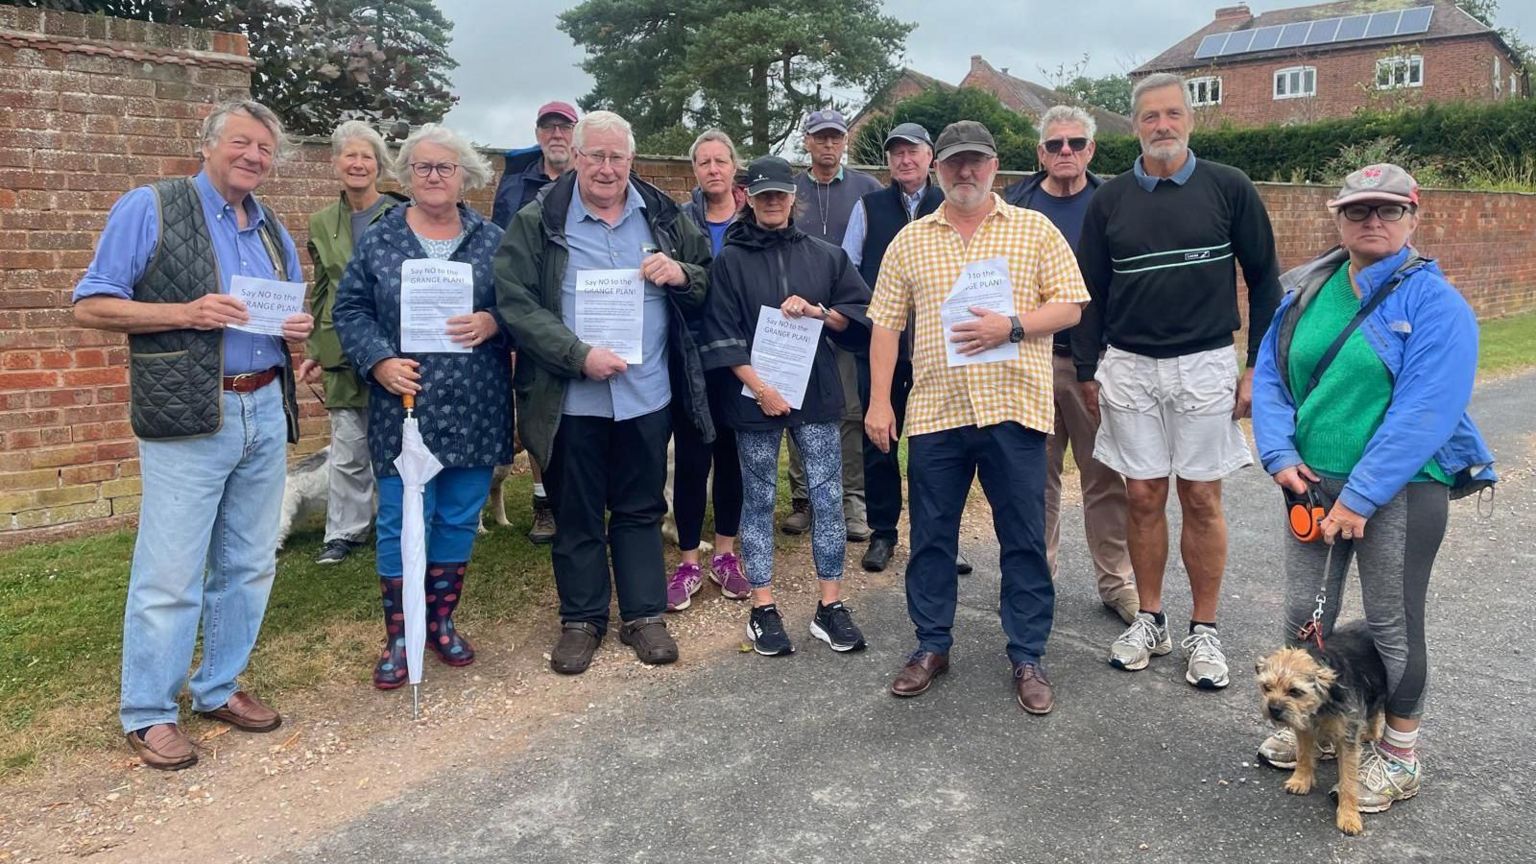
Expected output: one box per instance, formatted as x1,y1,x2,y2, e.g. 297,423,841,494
1479,309,1536,376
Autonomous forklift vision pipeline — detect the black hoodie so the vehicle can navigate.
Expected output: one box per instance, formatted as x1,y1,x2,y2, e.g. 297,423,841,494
699,219,871,432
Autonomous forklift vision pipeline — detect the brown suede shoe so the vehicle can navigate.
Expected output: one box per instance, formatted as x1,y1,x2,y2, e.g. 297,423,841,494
197,690,282,732
619,616,679,665
890,650,949,697
1104,588,1140,626
126,723,198,771
1013,662,1054,715
551,621,603,675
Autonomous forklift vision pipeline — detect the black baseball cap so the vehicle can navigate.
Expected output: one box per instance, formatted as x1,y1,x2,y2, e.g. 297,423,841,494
934,121,997,161
744,156,796,196
884,122,933,149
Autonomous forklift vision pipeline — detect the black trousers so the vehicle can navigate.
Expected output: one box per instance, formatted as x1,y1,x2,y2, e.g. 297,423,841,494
857,354,914,542
671,373,743,550
545,408,671,633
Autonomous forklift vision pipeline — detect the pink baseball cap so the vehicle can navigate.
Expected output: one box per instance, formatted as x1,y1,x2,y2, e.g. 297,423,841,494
536,101,579,124
1327,163,1420,209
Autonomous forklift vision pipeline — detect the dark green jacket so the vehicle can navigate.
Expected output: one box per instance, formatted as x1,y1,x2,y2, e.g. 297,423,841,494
492,172,714,469
305,190,408,408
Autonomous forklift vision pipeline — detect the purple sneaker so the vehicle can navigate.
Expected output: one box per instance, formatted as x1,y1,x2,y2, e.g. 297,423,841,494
666,562,704,612
709,552,751,600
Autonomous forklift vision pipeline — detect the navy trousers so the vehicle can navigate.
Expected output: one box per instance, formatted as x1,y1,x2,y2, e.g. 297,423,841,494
906,422,1054,666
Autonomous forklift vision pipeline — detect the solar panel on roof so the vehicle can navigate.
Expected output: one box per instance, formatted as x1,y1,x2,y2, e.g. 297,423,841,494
1397,6,1433,35
1194,33,1229,60
1304,17,1340,45
1249,25,1283,52
1365,10,1401,39
1335,14,1370,41
1276,22,1310,49
1221,29,1256,55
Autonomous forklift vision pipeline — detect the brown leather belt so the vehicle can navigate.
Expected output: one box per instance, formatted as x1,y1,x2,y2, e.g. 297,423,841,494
222,366,280,393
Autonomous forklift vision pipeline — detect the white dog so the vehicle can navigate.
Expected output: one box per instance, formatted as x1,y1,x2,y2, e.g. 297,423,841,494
276,446,330,550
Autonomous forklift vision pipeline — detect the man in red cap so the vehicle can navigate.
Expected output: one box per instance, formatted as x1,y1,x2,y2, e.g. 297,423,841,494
492,99,582,544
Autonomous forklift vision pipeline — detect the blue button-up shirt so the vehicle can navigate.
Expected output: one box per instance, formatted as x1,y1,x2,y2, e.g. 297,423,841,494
560,182,671,420
74,171,302,374
841,181,929,268
1133,149,1199,192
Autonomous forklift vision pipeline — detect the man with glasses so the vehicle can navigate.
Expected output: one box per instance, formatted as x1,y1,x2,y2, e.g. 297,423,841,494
867,121,1089,714
493,110,715,676
1003,106,1136,626
491,100,580,544
785,108,882,542
1073,73,1282,690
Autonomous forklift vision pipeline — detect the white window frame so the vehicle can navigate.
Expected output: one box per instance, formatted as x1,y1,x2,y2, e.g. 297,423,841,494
1273,66,1317,100
1187,75,1222,107
1375,55,1424,90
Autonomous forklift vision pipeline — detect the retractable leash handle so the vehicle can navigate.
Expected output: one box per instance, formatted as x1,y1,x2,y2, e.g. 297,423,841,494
1283,483,1330,543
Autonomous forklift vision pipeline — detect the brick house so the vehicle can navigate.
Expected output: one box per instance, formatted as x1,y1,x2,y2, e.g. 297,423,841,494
1134,0,1528,128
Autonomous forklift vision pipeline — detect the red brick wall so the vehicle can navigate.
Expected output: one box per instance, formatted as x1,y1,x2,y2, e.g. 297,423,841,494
2,9,1535,545
1148,35,1522,128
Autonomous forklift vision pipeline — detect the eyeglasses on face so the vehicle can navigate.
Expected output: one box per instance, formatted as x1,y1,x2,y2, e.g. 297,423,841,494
1042,137,1089,155
579,150,633,168
410,162,459,179
1340,203,1412,222
539,122,574,134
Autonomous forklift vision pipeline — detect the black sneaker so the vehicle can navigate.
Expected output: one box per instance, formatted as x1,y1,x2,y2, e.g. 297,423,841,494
746,604,794,656
314,539,355,565
810,601,867,652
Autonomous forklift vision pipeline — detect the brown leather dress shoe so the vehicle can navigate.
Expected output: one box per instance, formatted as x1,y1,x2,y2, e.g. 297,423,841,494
1013,662,1054,715
890,650,949,697
198,690,282,732
126,723,198,771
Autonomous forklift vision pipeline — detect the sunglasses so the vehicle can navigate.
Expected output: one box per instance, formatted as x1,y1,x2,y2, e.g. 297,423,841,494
1042,137,1089,155
1340,203,1412,222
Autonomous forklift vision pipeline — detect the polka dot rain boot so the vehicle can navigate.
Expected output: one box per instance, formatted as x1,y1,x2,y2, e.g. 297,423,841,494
427,562,475,667
373,575,408,690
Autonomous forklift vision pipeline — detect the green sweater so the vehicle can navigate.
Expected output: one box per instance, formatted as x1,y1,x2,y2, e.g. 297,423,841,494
1287,263,1449,484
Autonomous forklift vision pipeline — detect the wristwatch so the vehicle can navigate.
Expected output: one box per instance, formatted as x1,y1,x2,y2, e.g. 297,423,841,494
1008,315,1026,343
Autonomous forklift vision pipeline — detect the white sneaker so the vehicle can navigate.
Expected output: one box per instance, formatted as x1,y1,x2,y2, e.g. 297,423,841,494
1257,726,1337,769
1108,612,1171,671
1181,624,1229,689
1353,743,1422,813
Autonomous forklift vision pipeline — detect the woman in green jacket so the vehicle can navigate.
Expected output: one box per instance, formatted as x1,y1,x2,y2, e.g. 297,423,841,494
305,120,407,565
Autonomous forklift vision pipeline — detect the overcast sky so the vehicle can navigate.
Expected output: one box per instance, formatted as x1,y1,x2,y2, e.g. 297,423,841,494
436,0,1536,150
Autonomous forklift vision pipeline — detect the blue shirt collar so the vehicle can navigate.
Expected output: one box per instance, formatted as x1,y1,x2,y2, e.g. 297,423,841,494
1133,149,1198,192
570,179,646,225
193,170,264,227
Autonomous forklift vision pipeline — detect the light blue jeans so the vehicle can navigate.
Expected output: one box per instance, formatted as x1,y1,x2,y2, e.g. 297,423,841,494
120,383,287,732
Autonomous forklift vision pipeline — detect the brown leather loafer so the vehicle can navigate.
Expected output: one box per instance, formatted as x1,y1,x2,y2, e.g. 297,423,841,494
126,723,198,771
551,621,603,675
619,616,679,665
198,690,282,732
890,650,949,697
1014,662,1055,715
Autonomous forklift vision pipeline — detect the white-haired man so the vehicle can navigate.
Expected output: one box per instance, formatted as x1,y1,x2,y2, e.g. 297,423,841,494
1073,73,1282,689
494,110,715,675
1003,106,1136,625
73,99,315,769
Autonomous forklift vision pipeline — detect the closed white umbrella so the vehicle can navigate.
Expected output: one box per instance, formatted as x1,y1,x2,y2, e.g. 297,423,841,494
393,392,442,719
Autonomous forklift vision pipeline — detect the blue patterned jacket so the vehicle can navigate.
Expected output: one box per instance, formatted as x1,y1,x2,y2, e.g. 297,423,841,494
333,204,514,478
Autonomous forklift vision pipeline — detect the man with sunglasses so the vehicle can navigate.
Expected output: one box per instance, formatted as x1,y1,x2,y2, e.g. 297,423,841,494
490,100,580,544
1074,73,1282,691
1003,106,1136,626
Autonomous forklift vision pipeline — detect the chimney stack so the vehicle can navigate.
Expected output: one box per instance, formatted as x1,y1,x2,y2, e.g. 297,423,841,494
1214,4,1251,22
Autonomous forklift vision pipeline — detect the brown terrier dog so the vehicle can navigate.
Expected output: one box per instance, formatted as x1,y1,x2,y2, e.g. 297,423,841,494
1255,620,1389,835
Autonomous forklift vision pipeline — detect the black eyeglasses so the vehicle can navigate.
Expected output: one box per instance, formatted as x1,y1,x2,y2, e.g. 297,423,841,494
410,162,459,179
1042,137,1089,154
1340,203,1412,222
538,122,574,134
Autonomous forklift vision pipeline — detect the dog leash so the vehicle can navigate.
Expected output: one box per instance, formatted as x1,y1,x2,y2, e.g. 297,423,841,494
1297,542,1335,652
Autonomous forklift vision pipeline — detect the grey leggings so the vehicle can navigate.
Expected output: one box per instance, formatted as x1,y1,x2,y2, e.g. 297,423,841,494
1283,479,1449,719
737,422,845,588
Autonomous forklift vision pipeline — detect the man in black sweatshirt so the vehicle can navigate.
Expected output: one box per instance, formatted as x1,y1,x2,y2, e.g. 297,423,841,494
1072,73,1281,691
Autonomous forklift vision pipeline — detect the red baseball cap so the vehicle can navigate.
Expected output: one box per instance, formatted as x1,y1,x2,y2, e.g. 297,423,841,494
536,101,579,124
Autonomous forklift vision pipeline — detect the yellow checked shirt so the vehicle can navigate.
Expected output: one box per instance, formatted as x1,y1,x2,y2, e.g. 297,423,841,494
869,193,1089,437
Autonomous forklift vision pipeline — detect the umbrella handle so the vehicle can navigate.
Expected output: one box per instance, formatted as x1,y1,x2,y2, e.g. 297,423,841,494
402,392,415,413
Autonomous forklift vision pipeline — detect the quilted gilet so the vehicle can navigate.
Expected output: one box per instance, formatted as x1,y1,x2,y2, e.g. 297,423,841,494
127,178,299,442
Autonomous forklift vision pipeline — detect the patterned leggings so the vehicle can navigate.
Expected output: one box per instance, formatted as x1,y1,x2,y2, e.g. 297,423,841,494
736,422,845,588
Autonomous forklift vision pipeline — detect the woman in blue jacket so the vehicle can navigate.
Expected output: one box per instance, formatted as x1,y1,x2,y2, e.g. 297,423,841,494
335,125,513,689
1251,164,1495,815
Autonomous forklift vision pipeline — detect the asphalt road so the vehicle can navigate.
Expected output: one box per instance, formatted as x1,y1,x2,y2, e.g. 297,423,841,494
286,371,1535,864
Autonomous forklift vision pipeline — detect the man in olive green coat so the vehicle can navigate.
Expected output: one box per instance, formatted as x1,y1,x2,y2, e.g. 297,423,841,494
305,120,407,565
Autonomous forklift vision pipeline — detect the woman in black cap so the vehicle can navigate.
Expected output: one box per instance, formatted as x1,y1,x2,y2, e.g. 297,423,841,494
699,156,872,657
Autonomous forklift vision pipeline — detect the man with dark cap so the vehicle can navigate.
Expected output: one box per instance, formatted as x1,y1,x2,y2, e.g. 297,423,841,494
841,122,970,576
785,108,882,541
866,121,1088,715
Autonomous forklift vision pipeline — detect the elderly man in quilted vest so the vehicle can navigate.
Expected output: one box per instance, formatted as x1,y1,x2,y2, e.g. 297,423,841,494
72,99,314,771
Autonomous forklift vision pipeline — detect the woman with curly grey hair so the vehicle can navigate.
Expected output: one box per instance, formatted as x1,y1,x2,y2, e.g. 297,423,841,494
333,123,513,689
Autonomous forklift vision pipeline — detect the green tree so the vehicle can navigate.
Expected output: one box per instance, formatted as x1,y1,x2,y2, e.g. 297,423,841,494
1455,0,1532,70
5,0,458,136
1063,74,1132,116
559,0,913,152
851,86,1037,171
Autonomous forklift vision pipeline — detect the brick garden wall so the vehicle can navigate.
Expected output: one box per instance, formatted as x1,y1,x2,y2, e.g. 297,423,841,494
2,8,1535,545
